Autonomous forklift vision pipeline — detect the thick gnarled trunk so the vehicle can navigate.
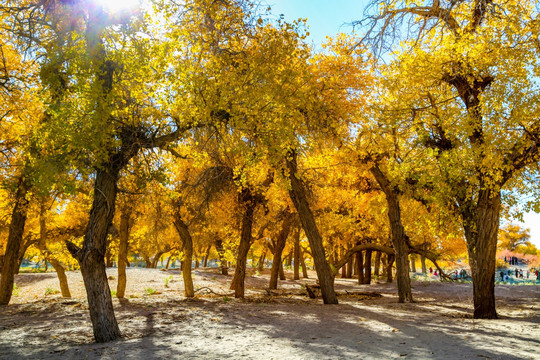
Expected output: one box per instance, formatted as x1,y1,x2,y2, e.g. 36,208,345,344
67,160,127,343
0,176,30,305
286,153,337,304
462,190,501,319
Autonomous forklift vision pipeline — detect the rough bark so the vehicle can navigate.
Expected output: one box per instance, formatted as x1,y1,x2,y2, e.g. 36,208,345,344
286,152,337,304
279,261,286,280
0,175,30,305
116,204,132,299
230,189,256,298
67,160,125,343
421,254,427,274
461,190,501,319
370,165,413,302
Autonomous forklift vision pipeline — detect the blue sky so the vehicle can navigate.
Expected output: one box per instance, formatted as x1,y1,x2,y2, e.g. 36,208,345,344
268,0,540,248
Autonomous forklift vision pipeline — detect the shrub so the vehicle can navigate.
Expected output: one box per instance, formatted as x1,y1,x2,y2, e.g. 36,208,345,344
45,287,60,295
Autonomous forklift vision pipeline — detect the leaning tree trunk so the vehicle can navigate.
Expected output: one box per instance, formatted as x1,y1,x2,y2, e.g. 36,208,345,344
0,176,29,305
49,259,71,298
356,251,364,284
269,217,292,289
230,190,256,298
203,245,211,267
286,152,337,304
370,165,413,303
173,212,194,298
258,247,267,271
117,205,132,299
462,190,501,319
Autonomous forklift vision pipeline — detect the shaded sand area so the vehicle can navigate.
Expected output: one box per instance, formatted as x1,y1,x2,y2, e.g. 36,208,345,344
1,268,539,359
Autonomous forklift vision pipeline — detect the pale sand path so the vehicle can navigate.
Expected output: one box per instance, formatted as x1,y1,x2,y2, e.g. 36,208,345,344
0,268,538,359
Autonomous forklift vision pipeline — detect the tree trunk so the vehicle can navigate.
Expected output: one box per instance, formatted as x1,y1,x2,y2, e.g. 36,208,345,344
0,176,30,305
356,251,364,284
363,249,372,284
117,205,132,299
165,256,171,269
66,162,125,343
374,251,381,277
421,253,427,274
215,238,228,275
286,152,337,304
301,250,308,278
49,259,71,298
370,165,412,302
172,211,194,298
269,216,292,289
293,229,300,280
203,245,211,267
410,254,417,273
462,190,501,319
386,254,394,283
346,254,353,278
258,247,267,271
230,189,256,298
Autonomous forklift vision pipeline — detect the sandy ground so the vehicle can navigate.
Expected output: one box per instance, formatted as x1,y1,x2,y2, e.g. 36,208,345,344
1,267,539,360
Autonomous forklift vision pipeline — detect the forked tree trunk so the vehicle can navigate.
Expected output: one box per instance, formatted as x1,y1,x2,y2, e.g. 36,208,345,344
230,189,256,298
173,211,194,298
0,175,30,305
356,251,364,284
215,238,228,275
293,229,300,280
363,249,372,284
370,165,413,303
286,152,337,304
270,216,292,289
117,205,132,299
462,190,501,319
374,251,381,277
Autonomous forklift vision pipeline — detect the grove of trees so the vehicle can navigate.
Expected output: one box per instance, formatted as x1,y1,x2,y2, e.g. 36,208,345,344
0,0,539,343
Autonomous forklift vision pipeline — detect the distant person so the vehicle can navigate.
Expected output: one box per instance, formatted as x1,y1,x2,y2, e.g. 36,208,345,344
519,269,523,278
499,271,504,281
515,268,519,277
508,270,512,276
434,270,438,277
537,270,540,281
429,267,433,274
526,270,529,279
